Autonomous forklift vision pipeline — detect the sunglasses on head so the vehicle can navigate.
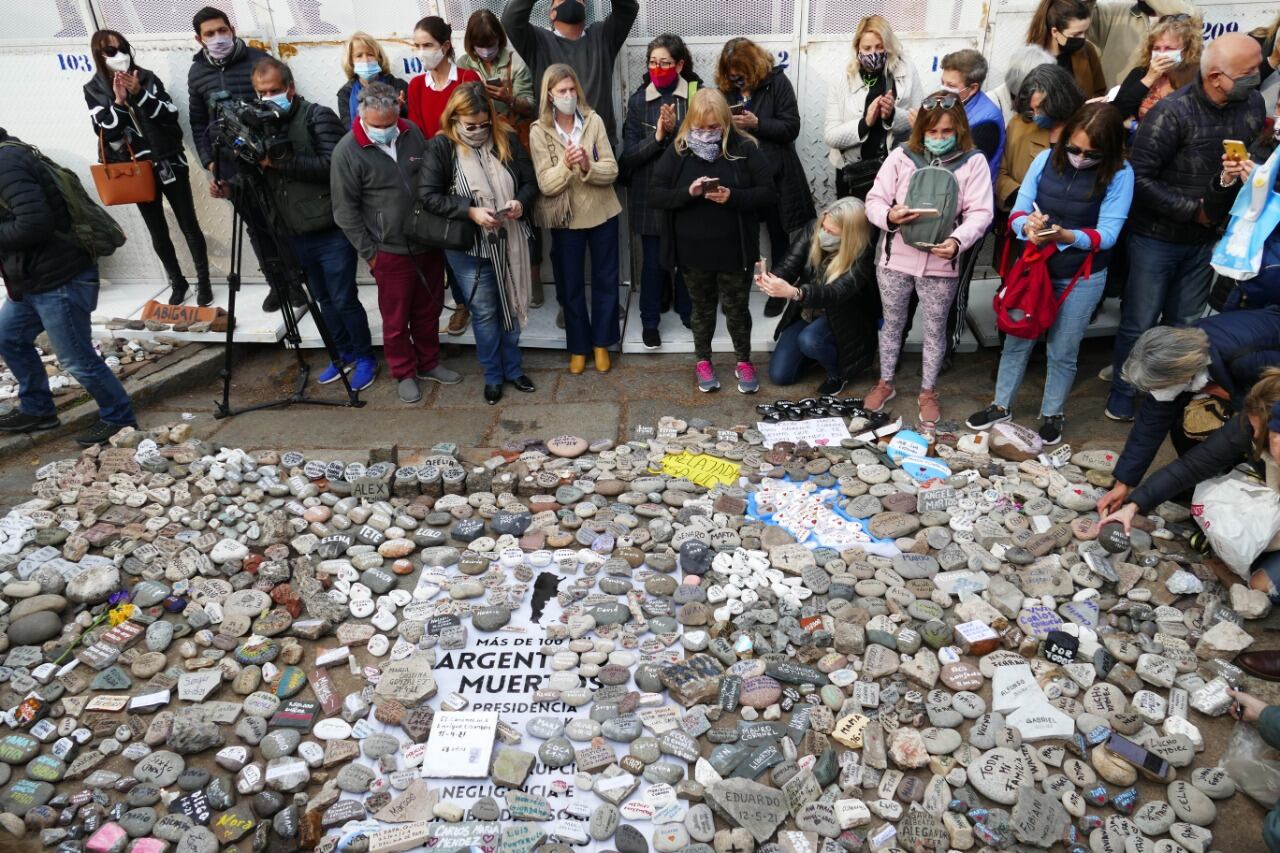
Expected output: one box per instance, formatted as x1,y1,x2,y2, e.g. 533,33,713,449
921,94,958,111
460,120,492,132
102,43,131,57
1066,143,1104,159
1158,13,1190,22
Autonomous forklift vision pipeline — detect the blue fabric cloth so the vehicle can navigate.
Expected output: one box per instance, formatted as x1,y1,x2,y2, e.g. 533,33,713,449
769,316,840,386
347,78,364,134
994,268,1108,417
639,234,690,329
0,266,135,425
290,227,373,359
445,249,524,384
964,90,1005,181
1010,152,1134,253
549,216,621,354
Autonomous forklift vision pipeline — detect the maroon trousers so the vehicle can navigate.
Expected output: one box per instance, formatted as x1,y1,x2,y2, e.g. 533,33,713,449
371,249,444,380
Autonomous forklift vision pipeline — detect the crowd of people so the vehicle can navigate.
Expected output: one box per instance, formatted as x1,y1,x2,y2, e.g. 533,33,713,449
0,2,1279,483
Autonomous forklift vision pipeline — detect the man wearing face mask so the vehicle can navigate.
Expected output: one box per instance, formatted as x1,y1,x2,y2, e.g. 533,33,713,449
186,5,298,313
1096,307,1280,518
251,58,377,393
1105,33,1266,423
502,0,638,142
1087,0,1194,86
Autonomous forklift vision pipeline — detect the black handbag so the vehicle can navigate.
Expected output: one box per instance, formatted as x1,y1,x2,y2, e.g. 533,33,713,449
402,200,475,251
837,157,885,201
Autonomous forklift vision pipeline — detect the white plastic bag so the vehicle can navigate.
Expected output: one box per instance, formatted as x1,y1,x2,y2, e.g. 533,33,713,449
1220,720,1280,807
1191,470,1280,580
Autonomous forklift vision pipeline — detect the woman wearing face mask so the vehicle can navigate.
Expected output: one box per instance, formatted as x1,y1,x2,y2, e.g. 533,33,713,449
336,32,409,129
648,89,776,394
84,29,210,307
824,15,921,201
457,11,534,124
862,94,994,424
620,34,701,349
407,16,482,139
1112,14,1201,130
757,198,879,395
1099,369,1280,604
1027,0,1106,99
716,37,815,320
995,65,1084,260
528,64,622,375
967,104,1133,446
418,83,538,406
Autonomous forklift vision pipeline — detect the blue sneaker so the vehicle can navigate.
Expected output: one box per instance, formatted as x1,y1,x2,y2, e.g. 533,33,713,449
349,357,378,392
1105,389,1135,422
317,354,353,385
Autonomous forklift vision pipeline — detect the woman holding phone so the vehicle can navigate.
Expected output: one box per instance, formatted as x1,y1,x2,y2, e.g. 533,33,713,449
967,103,1133,445
649,88,775,394
862,93,993,424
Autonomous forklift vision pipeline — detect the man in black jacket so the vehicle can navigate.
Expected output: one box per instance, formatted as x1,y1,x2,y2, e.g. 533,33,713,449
187,5,301,312
251,57,376,392
1106,32,1266,422
0,129,137,446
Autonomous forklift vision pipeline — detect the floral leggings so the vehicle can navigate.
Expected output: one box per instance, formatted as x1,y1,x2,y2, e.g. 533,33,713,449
876,266,959,390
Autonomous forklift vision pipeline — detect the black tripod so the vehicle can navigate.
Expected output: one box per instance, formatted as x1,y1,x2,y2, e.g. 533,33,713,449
212,155,365,419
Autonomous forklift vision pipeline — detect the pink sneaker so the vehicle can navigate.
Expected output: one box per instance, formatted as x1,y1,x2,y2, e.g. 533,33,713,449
917,389,940,424
863,380,896,412
695,360,720,392
735,361,759,394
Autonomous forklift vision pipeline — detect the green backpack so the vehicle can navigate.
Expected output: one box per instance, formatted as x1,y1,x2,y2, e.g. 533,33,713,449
0,140,126,258
898,148,983,250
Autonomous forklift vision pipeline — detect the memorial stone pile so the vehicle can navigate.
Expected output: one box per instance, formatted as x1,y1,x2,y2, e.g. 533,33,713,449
0,414,1268,853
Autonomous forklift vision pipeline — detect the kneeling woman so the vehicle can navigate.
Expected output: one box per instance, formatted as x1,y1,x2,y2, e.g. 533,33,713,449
649,88,776,394
419,82,538,404
1100,369,1280,611
966,102,1132,445
758,197,879,395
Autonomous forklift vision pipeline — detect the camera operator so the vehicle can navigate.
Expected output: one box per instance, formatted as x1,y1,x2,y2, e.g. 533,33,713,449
186,5,304,311
250,57,377,391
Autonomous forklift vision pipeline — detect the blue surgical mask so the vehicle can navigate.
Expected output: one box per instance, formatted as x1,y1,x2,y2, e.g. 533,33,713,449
354,60,380,80
923,135,957,156
263,93,291,111
365,122,399,146
1032,112,1055,130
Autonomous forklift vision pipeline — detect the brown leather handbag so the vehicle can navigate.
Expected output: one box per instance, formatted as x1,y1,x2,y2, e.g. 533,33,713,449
91,131,155,206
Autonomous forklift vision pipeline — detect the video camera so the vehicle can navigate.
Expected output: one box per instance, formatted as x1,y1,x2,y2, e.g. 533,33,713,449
211,97,293,166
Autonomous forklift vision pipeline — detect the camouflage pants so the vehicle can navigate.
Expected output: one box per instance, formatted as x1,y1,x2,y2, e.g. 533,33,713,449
684,268,752,362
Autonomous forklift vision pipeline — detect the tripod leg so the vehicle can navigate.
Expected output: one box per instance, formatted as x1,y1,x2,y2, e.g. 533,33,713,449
216,209,244,419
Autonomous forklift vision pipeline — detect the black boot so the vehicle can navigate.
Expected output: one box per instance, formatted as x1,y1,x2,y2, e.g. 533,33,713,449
167,275,190,305
196,276,213,307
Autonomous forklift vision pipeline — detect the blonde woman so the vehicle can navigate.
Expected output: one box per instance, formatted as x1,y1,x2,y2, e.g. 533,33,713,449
824,15,921,199
528,64,621,374
1112,13,1201,127
418,83,538,406
336,31,408,128
648,88,776,393
758,198,879,394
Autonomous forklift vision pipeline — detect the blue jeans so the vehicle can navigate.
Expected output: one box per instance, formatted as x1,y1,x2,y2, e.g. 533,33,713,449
769,316,839,386
290,228,373,360
994,268,1107,417
1110,234,1213,399
0,267,135,425
639,234,690,329
445,250,523,385
550,217,620,354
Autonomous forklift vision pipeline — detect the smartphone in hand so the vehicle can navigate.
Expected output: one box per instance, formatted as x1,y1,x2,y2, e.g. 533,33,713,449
702,177,721,193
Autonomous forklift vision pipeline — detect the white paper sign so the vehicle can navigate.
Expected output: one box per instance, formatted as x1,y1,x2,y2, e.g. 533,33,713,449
421,711,499,778
756,417,852,450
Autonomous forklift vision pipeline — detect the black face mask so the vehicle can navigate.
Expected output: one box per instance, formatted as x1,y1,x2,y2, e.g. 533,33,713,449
1059,34,1085,55
555,0,586,25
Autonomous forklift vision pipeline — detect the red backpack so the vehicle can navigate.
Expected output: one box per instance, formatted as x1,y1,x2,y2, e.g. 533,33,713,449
993,213,1100,340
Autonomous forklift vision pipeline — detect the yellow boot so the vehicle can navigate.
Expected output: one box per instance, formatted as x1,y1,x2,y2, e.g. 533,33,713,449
569,354,586,374
594,347,611,373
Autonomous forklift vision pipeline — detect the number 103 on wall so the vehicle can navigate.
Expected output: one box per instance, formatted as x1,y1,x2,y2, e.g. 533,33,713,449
57,54,94,72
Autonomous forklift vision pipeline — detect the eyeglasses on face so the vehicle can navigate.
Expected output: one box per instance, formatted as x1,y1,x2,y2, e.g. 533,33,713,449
647,59,677,69
460,120,492,132
921,94,958,111
1066,143,1103,159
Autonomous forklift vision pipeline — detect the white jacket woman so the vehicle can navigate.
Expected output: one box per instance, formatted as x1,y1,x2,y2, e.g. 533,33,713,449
824,15,921,172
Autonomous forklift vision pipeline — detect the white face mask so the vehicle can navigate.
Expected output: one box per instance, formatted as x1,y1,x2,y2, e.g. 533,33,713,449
104,53,132,73
1151,48,1182,67
1149,367,1210,401
553,93,578,116
418,48,445,70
